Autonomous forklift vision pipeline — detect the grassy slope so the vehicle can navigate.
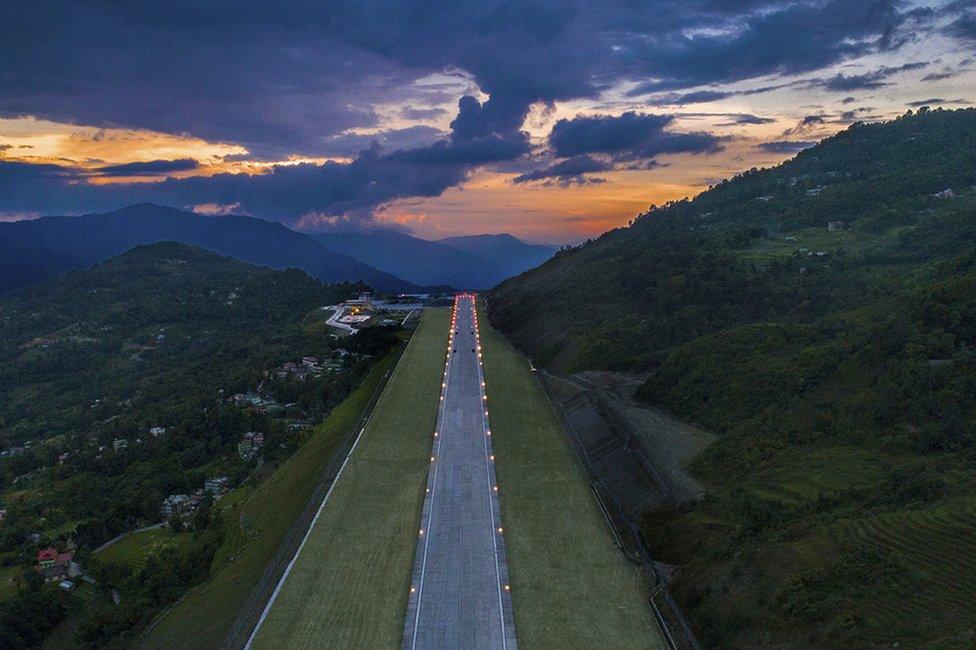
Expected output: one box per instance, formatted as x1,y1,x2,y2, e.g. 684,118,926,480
479,305,668,649
98,528,190,572
141,345,400,649
250,309,447,648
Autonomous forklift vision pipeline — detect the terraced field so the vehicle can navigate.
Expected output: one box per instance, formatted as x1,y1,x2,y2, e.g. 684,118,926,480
750,447,884,506
812,497,976,642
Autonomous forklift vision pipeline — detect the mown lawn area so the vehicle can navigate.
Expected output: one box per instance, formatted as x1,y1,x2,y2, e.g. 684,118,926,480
97,527,190,571
141,342,402,649
250,309,447,648
479,303,668,649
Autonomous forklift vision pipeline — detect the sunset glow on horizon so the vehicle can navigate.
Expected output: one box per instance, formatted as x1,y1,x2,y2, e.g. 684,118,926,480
2,2,975,243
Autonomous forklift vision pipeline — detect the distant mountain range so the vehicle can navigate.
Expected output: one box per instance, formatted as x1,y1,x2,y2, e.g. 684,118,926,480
312,231,555,290
0,204,554,295
0,204,415,294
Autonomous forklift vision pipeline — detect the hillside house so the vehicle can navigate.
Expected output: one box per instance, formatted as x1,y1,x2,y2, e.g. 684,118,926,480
36,546,76,582
204,476,230,496
244,431,265,446
161,494,194,518
238,431,266,460
37,547,58,568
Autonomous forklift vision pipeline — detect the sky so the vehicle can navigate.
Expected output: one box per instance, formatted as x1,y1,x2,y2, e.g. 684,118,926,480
1,1,975,244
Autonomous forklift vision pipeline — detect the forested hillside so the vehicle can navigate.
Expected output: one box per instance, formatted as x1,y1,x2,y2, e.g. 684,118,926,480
0,243,398,647
489,108,976,647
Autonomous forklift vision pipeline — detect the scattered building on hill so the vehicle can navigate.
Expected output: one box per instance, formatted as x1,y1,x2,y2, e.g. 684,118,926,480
161,494,194,518
935,188,955,199
204,476,230,497
149,426,166,437
238,431,266,460
827,220,844,231
272,357,325,380
35,545,78,583
229,392,281,413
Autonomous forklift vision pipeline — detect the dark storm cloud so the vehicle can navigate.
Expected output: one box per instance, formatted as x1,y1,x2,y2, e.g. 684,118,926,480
0,93,534,223
548,112,722,160
93,159,200,176
623,0,909,92
818,62,928,92
1,1,919,159
0,148,469,223
723,114,777,125
922,71,957,82
678,112,775,126
513,155,612,184
322,126,447,157
906,98,971,107
0,0,938,223
759,140,816,154
400,107,449,120
945,4,976,42
637,82,794,105
389,133,531,166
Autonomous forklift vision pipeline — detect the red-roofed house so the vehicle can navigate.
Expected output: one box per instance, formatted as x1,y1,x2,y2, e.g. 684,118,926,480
36,546,76,582
37,547,58,568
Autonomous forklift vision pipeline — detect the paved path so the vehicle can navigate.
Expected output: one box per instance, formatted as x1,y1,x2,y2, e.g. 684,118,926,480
402,294,517,650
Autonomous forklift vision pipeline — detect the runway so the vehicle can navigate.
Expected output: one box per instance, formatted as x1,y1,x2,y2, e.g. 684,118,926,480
401,294,517,650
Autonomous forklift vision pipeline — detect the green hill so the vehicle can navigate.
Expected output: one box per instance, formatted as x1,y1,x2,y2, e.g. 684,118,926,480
488,108,976,647
0,242,397,647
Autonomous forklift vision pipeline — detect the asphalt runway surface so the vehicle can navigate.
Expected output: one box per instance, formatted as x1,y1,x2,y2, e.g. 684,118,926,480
401,294,517,650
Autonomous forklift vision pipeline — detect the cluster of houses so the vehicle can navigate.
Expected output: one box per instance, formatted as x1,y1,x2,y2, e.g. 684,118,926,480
237,431,265,461
271,355,343,381
35,539,81,586
160,476,230,519
1,443,30,459
228,391,282,414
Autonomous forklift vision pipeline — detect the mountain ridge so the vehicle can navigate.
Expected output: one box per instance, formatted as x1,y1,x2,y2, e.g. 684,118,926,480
487,107,976,647
311,230,556,289
0,204,419,294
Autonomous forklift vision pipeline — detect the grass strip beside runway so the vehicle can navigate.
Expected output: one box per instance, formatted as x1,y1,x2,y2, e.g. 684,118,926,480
142,344,402,649
480,305,670,649
250,309,448,648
